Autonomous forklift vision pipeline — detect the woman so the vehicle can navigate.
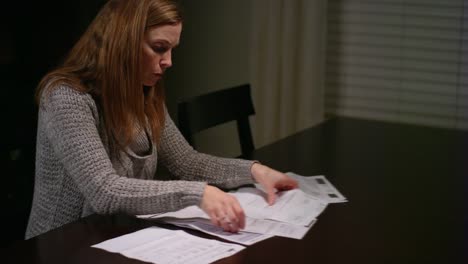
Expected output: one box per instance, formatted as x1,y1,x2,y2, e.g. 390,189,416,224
26,0,297,239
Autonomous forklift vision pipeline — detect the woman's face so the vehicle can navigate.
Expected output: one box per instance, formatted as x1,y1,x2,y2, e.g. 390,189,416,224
141,23,182,86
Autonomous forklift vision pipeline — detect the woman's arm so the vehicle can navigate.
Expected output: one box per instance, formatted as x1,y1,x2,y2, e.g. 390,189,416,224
157,108,298,232
41,86,206,215
158,111,255,189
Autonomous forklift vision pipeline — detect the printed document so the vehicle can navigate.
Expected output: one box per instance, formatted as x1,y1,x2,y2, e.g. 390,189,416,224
231,187,327,226
243,217,315,239
139,188,325,240
92,227,244,264
138,174,346,241
286,173,347,203
161,215,314,240
140,187,328,227
165,218,273,245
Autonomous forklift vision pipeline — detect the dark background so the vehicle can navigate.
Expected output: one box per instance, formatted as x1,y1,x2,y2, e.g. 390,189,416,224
1,0,107,247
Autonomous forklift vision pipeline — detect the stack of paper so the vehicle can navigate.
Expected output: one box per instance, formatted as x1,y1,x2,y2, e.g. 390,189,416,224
139,173,346,241
141,189,324,241
94,174,347,264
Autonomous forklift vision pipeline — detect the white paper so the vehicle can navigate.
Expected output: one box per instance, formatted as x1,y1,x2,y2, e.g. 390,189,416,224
243,217,315,240
287,173,348,203
232,187,327,226
92,227,244,264
138,205,209,220
147,215,313,240
136,174,344,241
165,218,273,245
142,188,326,227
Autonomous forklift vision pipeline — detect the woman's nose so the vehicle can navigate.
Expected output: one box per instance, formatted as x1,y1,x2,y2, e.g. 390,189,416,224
160,50,173,69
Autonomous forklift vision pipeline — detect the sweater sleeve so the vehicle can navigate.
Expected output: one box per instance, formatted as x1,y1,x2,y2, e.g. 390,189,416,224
41,86,206,215
158,109,256,189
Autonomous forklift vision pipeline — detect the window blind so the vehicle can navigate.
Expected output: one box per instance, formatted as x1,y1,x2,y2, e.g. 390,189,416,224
325,0,468,130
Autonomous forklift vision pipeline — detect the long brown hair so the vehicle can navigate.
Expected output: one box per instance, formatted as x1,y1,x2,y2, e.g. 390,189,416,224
36,0,183,148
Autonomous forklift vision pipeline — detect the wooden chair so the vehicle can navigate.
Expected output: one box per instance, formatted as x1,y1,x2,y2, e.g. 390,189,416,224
177,83,255,157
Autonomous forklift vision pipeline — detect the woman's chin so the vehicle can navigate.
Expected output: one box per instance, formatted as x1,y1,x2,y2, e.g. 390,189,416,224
143,80,158,87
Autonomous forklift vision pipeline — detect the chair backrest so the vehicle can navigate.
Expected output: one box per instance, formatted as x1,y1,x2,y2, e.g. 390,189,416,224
177,83,255,156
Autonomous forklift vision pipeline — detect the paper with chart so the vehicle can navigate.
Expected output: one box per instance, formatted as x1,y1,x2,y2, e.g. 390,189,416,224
144,187,328,227
286,173,347,203
138,205,313,240
139,207,279,244
138,174,345,240
92,226,244,264
231,187,327,226
160,214,314,240
165,218,274,245
243,217,314,239
95,174,347,263
139,187,326,240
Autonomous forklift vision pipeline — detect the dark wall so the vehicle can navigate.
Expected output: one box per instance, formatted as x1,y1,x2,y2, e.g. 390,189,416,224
0,0,106,247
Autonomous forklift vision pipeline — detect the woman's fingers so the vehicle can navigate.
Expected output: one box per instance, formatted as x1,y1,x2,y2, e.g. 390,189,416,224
201,186,245,233
211,206,240,232
266,187,276,205
220,214,237,232
231,198,245,229
251,164,299,205
220,197,242,232
277,178,299,190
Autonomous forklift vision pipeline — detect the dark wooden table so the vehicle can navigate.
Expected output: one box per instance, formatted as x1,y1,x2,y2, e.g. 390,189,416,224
3,117,467,263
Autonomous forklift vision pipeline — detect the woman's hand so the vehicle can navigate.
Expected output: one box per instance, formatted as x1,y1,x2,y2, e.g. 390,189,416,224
200,185,245,233
251,163,298,205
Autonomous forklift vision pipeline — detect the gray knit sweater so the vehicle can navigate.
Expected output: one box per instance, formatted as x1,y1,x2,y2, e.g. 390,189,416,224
25,85,255,239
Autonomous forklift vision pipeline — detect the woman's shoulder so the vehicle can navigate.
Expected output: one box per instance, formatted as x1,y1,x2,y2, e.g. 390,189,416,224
39,84,97,112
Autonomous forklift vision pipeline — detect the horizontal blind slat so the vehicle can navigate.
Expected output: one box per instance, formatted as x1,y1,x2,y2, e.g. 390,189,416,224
328,22,462,40
326,66,459,84
328,0,463,8
327,42,461,61
328,2,462,19
327,77,456,94
328,13,461,29
327,55,459,74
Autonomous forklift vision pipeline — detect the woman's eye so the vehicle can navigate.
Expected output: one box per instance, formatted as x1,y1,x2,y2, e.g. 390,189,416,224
153,46,169,54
